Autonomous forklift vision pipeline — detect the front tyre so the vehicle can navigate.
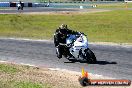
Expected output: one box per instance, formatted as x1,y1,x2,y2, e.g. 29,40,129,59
85,48,97,63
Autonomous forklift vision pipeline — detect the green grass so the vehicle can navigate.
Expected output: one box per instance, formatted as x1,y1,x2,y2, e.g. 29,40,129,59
0,63,52,88
0,81,50,88
0,64,19,73
0,7,8,9
14,82,43,88
0,10,132,43
96,2,132,9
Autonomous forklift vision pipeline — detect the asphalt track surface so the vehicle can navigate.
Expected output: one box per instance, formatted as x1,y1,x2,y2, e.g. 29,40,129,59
0,7,86,14
0,39,132,80
0,7,131,14
0,7,112,14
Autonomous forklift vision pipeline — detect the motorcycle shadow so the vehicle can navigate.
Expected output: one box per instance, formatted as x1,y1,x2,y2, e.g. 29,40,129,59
95,60,117,65
64,59,117,65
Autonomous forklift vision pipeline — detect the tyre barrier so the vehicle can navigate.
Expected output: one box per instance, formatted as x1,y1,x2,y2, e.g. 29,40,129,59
28,3,32,7
10,2,16,7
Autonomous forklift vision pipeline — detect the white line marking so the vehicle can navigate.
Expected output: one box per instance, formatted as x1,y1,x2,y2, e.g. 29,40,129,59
0,61,7,63
20,63,36,67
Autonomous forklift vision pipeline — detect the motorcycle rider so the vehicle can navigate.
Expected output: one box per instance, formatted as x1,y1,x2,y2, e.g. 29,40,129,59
54,24,79,59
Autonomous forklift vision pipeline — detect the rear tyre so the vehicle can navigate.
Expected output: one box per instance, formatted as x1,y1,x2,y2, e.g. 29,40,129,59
85,48,97,63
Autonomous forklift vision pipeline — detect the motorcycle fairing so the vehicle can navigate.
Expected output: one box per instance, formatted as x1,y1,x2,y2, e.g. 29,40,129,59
66,34,89,59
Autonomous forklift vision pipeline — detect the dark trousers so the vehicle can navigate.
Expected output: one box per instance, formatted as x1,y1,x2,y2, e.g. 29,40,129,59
56,45,70,58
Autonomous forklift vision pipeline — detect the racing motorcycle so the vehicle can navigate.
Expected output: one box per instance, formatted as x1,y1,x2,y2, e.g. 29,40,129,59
17,3,23,10
56,33,97,63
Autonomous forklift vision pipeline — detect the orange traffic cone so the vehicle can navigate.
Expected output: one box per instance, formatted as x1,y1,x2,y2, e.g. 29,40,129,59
82,68,88,78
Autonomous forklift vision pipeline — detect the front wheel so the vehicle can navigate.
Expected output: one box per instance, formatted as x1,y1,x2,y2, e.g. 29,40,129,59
85,48,97,63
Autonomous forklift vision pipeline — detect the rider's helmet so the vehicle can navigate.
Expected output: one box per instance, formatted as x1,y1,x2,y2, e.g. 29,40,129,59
58,24,68,38
59,24,67,30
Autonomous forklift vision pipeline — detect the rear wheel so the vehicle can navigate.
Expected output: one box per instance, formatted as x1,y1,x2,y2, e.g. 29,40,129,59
85,48,96,63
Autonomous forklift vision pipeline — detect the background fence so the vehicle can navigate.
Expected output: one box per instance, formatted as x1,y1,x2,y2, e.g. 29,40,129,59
0,0,126,2
0,0,129,8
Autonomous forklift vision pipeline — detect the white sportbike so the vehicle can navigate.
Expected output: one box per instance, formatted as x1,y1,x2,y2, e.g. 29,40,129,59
56,33,97,63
